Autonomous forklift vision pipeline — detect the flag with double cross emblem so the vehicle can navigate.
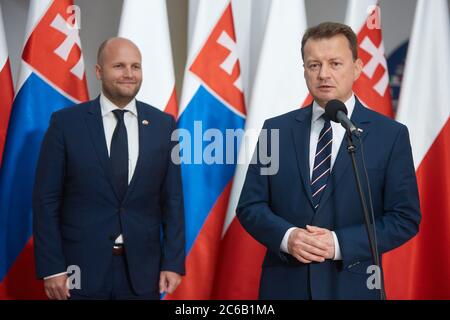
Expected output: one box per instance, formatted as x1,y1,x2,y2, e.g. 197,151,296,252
0,0,88,299
345,0,394,118
165,0,246,299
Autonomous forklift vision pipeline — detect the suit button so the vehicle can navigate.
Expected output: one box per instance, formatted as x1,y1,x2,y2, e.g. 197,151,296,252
118,207,125,213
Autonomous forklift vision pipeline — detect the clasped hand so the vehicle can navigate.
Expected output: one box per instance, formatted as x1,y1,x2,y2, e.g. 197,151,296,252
287,225,335,263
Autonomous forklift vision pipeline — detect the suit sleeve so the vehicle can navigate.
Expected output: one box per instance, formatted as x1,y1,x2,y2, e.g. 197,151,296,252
335,125,421,265
32,112,67,279
236,121,297,259
160,117,186,275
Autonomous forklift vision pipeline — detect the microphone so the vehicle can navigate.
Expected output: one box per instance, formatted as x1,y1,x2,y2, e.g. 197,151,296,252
325,99,360,136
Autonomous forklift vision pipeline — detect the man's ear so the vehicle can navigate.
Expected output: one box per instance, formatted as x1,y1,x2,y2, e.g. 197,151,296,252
353,58,363,81
95,64,102,81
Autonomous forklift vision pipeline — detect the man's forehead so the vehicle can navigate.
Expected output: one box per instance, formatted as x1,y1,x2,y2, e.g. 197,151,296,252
305,35,350,48
105,42,140,54
100,40,140,59
103,45,141,60
104,37,138,49
304,36,353,58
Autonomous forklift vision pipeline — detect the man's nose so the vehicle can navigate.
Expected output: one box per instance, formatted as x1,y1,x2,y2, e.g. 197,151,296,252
123,66,133,78
318,64,331,79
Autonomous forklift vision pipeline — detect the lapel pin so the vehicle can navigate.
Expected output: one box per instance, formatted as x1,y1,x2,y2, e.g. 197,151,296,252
142,120,149,126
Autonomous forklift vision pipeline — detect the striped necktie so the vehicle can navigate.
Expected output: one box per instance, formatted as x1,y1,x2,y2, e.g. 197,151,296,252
311,115,333,210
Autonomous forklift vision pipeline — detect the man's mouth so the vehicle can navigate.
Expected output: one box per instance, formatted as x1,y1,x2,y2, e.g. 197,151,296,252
318,85,334,89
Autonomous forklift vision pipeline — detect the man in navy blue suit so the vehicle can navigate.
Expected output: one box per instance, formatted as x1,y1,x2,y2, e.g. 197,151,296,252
237,22,421,299
33,38,185,300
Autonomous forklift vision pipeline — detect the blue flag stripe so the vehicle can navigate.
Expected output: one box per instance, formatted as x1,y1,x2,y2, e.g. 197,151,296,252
0,73,74,280
178,85,245,254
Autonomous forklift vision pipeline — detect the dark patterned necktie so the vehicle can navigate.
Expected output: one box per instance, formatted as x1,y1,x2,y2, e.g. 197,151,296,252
311,115,333,210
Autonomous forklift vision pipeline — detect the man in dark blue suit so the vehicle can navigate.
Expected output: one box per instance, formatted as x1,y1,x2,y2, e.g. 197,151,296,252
237,22,421,299
33,38,185,300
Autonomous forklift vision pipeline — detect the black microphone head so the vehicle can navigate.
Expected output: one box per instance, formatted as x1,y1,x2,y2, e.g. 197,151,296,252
325,99,347,122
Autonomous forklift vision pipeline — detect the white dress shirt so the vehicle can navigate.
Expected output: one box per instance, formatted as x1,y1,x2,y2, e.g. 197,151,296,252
45,94,139,280
280,95,356,261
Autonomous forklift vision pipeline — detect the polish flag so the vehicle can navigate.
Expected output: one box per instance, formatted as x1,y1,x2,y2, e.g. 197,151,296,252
0,4,14,167
212,0,310,299
382,0,450,299
118,0,178,118
345,0,394,117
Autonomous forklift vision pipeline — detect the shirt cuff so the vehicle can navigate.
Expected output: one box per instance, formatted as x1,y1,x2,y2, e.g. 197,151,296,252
44,272,67,280
331,231,342,260
115,234,124,244
280,227,297,254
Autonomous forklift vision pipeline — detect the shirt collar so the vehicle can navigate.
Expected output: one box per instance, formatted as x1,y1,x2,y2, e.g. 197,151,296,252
100,93,137,117
312,94,356,124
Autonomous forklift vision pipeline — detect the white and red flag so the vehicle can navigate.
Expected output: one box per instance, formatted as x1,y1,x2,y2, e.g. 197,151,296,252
383,0,450,299
118,0,178,118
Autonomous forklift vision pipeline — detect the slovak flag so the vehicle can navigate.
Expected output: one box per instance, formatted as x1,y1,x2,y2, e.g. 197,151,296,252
0,4,14,167
345,0,393,117
166,0,246,299
118,0,178,118
212,0,310,299
0,0,89,299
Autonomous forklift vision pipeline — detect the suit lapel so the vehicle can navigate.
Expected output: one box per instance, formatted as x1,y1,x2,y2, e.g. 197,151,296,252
84,96,120,201
315,97,371,213
291,106,314,208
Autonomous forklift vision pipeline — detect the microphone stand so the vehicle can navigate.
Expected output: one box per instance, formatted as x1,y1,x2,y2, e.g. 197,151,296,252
346,132,386,300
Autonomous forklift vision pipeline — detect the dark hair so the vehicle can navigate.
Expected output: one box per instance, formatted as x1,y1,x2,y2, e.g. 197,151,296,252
301,22,358,61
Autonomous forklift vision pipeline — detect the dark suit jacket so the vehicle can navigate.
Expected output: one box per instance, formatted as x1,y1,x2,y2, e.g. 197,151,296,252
33,96,185,297
237,97,421,299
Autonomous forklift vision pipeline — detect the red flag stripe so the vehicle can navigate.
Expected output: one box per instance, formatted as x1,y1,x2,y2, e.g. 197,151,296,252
384,120,450,299
0,238,47,300
212,218,265,299
0,59,13,166
164,87,179,120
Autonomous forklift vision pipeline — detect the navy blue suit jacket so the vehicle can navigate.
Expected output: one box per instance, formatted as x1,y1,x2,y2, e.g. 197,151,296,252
237,98,421,299
33,97,185,297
